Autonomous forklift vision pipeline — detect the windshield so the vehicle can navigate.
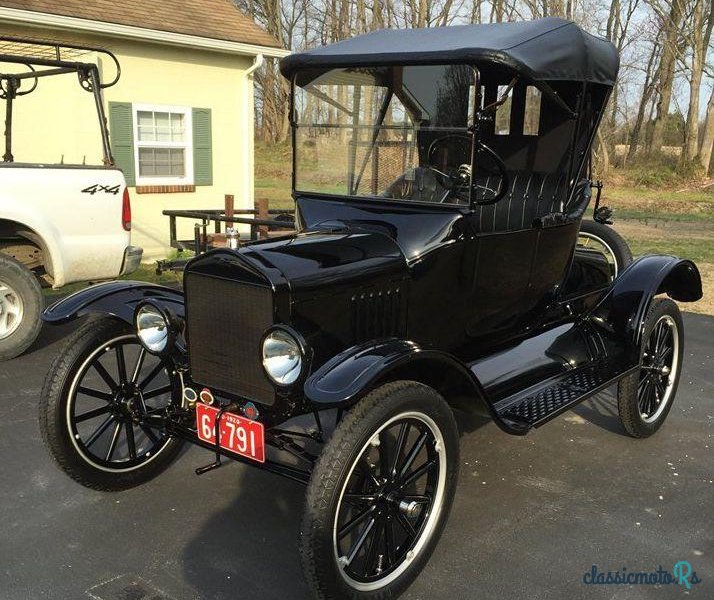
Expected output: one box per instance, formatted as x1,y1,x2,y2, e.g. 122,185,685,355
293,64,478,205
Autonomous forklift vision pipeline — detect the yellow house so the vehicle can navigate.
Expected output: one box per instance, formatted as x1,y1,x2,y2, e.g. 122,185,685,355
0,0,288,259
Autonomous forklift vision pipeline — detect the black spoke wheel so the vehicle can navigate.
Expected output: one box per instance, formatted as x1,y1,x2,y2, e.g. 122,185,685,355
67,334,174,471
301,381,459,600
617,298,684,438
40,317,184,490
636,313,679,423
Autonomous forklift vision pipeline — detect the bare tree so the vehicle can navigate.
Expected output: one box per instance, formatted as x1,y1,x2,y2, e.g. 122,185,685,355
698,85,714,170
648,0,684,154
627,37,661,162
681,0,714,163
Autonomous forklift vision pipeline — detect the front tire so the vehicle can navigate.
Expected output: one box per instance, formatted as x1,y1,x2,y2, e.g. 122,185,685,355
300,381,459,600
0,254,42,361
617,298,684,438
39,317,184,490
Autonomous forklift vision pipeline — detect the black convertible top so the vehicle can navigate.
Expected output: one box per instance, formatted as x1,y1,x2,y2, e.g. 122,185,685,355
280,18,619,86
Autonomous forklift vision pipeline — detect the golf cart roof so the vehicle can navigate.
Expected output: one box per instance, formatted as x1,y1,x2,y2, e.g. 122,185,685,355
280,17,619,87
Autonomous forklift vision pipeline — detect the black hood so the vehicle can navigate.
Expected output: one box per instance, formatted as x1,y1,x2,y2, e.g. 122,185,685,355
186,227,408,298
186,196,466,304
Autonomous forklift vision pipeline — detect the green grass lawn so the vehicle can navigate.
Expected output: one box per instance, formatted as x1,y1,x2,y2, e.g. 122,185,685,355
43,263,182,299
624,234,714,264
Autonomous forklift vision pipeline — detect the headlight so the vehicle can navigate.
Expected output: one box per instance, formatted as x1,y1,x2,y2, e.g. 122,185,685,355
262,328,303,385
136,303,170,354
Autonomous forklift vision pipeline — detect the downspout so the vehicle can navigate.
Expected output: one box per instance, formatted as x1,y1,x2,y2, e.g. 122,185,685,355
240,53,264,234
245,53,264,78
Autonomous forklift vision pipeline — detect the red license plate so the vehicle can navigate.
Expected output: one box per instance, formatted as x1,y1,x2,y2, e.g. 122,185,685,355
195,403,265,463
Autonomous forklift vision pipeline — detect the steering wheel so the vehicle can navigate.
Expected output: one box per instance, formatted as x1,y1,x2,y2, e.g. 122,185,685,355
427,134,509,205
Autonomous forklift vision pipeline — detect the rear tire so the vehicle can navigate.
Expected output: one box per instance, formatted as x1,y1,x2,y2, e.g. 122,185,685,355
39,316,184,491
300,381,459,600
0,254,42,361
617,298,684,438
578,220,633,279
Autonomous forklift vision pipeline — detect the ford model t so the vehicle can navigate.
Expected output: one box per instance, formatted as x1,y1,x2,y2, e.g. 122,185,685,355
40,18,701,600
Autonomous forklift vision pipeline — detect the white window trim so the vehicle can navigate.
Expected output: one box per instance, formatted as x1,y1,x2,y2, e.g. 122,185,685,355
132,103,194,186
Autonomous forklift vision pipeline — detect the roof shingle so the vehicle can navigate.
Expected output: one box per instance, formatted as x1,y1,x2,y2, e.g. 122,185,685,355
0,0,282,48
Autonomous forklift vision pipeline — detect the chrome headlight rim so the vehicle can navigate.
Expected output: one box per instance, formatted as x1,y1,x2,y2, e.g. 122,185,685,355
260,325,307,387
134,301,175,356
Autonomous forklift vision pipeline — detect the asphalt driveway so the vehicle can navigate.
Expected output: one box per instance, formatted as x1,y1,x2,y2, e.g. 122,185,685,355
0,313,712,600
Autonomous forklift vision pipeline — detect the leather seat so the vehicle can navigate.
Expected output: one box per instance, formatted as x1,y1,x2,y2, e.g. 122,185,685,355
474,172,568,232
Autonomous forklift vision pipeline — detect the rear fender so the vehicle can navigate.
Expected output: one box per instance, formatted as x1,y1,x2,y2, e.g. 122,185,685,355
590,255,702,346
43,280,184,325
304,338,499,421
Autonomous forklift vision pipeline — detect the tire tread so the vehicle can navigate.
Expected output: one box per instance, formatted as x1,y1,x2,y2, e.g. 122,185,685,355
0,254,42,361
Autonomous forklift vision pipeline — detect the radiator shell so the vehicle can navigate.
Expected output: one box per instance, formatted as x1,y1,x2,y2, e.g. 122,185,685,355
185,273,275,405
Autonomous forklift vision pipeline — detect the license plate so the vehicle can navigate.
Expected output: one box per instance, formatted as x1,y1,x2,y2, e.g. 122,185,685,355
195,403,265,463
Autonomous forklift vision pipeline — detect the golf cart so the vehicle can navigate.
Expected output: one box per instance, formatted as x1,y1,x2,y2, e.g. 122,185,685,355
39,18,701,600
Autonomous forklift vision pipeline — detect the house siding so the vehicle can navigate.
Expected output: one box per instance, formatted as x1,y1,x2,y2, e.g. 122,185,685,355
2,23,257,260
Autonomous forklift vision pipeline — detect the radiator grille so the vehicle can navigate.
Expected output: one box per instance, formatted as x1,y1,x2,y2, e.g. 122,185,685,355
185,274,275,405
351,286,403,342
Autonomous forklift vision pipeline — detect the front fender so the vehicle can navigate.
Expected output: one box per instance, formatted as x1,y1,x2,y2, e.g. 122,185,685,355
590,255,702,346
43,280,184,325
304,338,488,408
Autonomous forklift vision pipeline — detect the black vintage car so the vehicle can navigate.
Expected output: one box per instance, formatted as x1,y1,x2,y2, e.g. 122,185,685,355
40,18,702,600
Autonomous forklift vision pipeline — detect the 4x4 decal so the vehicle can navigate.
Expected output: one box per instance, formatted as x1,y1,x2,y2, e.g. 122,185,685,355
81,184,121,195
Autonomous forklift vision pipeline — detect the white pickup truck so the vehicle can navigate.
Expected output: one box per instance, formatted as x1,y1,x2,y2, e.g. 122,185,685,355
0,37,141,360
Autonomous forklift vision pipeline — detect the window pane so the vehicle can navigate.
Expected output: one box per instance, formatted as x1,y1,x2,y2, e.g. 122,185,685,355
523,87,541,136
138,147,155,176
137,110,188,142
155,112,170,128
154,112,170,142
153,147,170,175
169,148,185,176
137,111,155,142
138,127,155,142
294,65,475,203
495,85,511,135
138,146,185,178
156,128,172,142
170,113,185,141
137,111,153,127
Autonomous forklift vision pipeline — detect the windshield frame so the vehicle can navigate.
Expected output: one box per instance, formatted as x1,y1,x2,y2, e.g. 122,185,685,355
289,63,483,211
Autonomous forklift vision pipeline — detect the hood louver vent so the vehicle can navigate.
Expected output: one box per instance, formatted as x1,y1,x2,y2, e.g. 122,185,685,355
351,286,404,342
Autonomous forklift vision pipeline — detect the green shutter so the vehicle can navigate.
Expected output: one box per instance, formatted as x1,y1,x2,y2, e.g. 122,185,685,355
192,107,213,186
108,102,135,186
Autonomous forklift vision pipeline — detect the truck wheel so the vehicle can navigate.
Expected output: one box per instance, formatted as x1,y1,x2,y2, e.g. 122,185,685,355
300,381,459,600
617,298,684,438
0,254,42,361
39,316,184,491
578,220,633,279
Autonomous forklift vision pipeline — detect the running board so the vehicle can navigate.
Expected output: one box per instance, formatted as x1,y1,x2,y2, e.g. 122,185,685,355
492,363,637,433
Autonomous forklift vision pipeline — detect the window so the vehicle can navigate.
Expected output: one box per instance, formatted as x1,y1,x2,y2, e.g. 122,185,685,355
467,85,485,128
495,85,512,135
293,64,475,203
133,104,193,185
523,87,542,136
